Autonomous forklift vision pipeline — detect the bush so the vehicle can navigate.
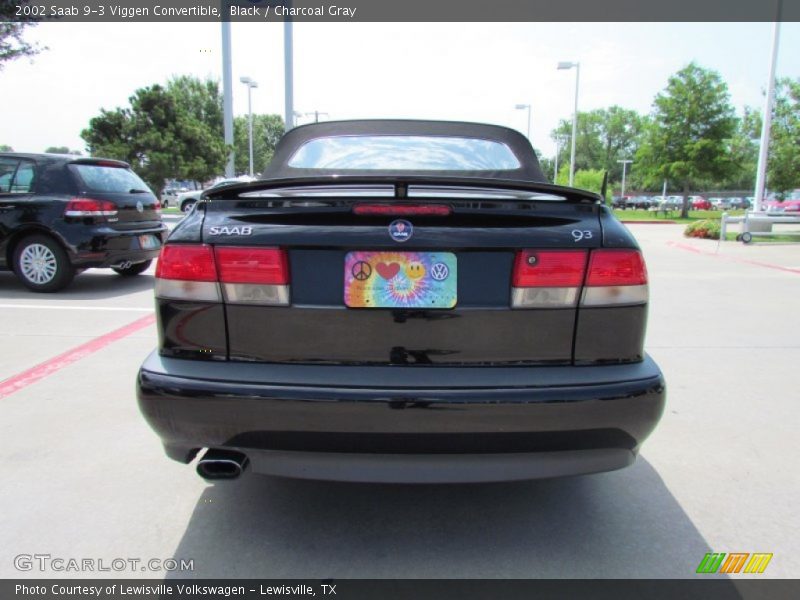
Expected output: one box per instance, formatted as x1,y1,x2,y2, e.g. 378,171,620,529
684,219,721,240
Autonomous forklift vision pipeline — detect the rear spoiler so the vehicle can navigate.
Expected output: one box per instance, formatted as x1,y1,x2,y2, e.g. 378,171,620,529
70,157,131,169
203,175,603,204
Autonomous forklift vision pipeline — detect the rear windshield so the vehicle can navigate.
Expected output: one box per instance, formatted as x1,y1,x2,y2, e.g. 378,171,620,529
287,135,521,171
70,164,151,194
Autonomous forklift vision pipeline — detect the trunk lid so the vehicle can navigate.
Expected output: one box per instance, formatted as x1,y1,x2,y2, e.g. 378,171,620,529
201,184,603,366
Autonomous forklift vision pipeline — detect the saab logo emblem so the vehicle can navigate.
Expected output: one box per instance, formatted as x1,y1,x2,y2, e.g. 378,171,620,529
696,552,773,574
209,226,253,236
389,219,413,243
136,201,144,213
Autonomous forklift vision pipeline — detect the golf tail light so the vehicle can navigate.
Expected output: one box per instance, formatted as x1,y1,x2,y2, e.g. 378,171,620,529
64,198,118,222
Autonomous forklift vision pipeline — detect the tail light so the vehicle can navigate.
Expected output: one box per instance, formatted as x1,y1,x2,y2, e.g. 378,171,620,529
582,249,648,306
511,248,648,308
215,247,290,305
155,244,290,306
511,250,587,308
353,204,451,216
64,198,118,222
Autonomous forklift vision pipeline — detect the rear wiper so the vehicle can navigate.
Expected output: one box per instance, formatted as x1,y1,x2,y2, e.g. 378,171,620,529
129,188,149,194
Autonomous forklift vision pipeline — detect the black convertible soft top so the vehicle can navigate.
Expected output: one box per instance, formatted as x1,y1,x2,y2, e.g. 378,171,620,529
262,119,548,183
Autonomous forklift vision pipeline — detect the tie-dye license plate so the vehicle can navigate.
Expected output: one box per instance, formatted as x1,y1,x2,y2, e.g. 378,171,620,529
344,251,457,308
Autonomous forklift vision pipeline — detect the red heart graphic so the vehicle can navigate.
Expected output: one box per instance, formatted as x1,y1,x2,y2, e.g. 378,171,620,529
375,262,400,280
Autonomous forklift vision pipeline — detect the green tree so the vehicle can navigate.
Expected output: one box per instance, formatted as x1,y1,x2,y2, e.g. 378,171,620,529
0,2,43,69
233,114,284,176
555,165,610,201
81,76,227,193
551,106,644,182
724,107,761,190
0,144,13,151
768,78,800,197
44,146,81,155
636,62,737,217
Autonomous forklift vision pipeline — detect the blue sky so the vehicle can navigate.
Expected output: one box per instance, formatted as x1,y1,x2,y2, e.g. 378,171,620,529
1,21,799,158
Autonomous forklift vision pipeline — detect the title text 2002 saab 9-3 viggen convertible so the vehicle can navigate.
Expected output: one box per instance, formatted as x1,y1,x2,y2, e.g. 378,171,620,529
136,120,665,483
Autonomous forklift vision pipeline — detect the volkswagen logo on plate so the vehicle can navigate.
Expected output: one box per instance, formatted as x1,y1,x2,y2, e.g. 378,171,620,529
388,219,413,243
136,201,144,213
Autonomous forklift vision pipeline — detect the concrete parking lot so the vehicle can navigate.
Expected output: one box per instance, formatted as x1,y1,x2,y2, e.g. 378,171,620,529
0,223,798,579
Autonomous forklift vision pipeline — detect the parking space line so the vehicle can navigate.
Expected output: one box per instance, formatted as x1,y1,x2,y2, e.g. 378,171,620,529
667,241,800,275
0,314,156,400
0,304,153,312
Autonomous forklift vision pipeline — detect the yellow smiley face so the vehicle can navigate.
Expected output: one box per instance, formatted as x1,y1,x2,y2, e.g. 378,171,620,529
405,261,426,280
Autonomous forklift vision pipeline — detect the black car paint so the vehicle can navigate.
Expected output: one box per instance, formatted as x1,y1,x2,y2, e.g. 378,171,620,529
136,120,665,482
0,154,167,278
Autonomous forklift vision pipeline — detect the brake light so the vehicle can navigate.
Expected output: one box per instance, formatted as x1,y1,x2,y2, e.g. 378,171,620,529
585,250,647,286
154,244,290,306
215,247,289,285
155,244,217,281
511,250,587,308
353,204,451,216
511,248,648,308
64,198,118,222
512,250,587,288
582,249,648,307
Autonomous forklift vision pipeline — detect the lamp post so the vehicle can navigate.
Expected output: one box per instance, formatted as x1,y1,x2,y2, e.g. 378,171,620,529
557,61,580,187
553,135,566,184
304,110,329,123
618,159,633,200
239,76,258,177
514,104,531,140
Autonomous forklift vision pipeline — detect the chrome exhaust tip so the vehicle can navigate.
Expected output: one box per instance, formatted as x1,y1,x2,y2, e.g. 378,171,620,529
196,449,249,480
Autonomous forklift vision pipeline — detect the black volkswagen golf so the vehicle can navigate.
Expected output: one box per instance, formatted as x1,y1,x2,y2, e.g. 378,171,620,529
137,120,665,483
0,153,166,292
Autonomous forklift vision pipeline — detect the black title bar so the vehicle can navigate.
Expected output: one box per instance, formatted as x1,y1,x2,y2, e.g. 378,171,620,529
5,0,800,23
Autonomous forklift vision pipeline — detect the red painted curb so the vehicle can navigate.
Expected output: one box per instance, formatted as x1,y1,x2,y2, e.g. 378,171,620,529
666,241,800,275
621,220,678,224
0,313,156,400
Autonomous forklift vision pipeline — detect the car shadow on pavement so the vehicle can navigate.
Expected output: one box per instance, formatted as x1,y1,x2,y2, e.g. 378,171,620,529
167,457,712,578
0,271,154,300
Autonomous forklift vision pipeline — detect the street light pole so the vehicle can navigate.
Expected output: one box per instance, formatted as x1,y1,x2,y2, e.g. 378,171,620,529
618,159,633,199
221,20,234,178
754,19,781,214
558,61,580,187
239,77,258,177
514,104,531,140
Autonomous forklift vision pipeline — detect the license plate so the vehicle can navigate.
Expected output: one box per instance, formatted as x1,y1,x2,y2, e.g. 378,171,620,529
344,251,457,308
139,234,160,250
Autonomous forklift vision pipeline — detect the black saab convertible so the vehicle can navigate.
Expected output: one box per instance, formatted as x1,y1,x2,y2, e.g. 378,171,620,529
136,120,665,483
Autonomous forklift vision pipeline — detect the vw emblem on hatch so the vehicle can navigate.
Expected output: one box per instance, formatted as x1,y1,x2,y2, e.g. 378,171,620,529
388,219,413,243
136,201,144,213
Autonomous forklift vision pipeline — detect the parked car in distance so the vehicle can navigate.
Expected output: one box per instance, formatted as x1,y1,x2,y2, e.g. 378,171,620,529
176,176,256,213
690,196,713,210
628,196,653,209
0,153,167,292
710,197,731,210
137,120,666,484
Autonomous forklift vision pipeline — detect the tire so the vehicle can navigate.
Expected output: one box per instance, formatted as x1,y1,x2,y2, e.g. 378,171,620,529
181,199,196,213
112,259,152,276
13,234,75,293
741,232,753,244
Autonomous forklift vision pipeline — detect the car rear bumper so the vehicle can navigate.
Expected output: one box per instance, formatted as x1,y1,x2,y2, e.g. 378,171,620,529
63,223,168,268
136,352,666,483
